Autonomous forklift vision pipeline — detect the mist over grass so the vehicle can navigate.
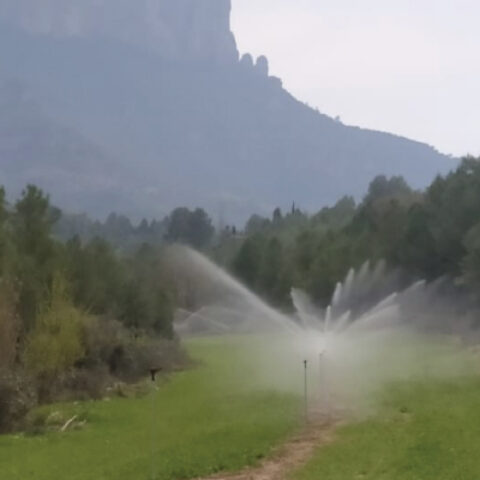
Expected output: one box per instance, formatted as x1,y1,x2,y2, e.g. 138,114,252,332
0,329,477,479
295,375,480,480
173,248,479,417
197,332,478,418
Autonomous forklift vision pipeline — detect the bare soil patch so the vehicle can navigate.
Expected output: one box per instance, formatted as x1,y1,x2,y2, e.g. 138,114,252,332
199,413,339,480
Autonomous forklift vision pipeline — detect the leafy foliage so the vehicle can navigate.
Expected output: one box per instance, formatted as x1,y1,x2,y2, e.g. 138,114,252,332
166,207,214,248
55,206,215,251
228,157,480,308
24,275,86,382
0,282,18,370
0,184,184,429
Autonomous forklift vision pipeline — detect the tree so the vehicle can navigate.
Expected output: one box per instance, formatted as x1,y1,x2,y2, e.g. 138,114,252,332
66,237,122,314
462,222,480,294
272,208,283,226
14,185,59,258
24,275,86,399
151,289,174,338
0,282,18,370
117,244,175,337
13,185,60,329
137,218,150,235
188,208,214,248
364,175,412,204
396,204,438,278
420,157,480,277
0,187,9,274
245,214,271,235
0,187,6,225
104,213,133,243
118,280,149,331
313,196,356,229
233,235,264,287
258,237,284,301
165,208,191,245
166,207,214,248
294,230,319,276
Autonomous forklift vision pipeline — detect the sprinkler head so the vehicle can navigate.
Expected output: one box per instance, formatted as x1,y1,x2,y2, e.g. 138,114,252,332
149,367,162,382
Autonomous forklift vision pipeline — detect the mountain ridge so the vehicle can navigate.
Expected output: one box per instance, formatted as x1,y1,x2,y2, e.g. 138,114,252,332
0,1,455,222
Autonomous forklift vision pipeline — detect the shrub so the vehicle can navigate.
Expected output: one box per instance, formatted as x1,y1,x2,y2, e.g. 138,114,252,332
23,275,87,400
63,366,110,400
82,316,189,383
81,316,129,371
0,281,19,370
0,371,36,433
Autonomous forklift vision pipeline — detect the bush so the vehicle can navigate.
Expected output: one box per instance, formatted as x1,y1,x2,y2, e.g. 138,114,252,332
0,371,36,433
63,366,110,400
82,316,189,382
81,316,130,372
0,282,19,370
23,276,87,400
112,337,189,381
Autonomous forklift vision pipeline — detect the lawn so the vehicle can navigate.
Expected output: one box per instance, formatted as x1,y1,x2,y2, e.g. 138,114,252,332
0,337,300,480
294,375,480,480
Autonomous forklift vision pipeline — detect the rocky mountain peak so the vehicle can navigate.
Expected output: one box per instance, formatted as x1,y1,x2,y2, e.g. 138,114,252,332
0,0,239,63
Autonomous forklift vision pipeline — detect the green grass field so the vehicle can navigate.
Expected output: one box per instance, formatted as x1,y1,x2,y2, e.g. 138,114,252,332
295,375,480,480
0,337,300,480
3,335,480,480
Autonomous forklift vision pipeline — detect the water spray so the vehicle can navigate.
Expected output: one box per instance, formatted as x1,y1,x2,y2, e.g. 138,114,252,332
171,247,473,418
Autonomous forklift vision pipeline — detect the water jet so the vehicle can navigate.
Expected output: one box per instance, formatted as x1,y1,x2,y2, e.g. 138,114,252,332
169,246,473,414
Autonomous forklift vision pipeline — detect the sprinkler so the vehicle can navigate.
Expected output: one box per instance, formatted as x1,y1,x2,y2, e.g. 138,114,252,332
303,360,308,422
149,367,162,480
319,350,326,413
150,367,162,382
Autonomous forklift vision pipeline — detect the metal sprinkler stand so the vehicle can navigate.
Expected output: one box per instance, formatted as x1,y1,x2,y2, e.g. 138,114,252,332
150,367,162,382
149,367,162,480
318,351,327,413
303,360,308,422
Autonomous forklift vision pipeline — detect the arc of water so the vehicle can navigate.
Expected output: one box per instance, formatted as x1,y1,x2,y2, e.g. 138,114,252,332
324,306,332,333
332,310,352,333
331,282,343,307
179,307,232,332
174,247,301,334
368,292,398,315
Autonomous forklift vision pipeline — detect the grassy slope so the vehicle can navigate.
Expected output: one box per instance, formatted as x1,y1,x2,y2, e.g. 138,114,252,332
0,337,299,480
295,376,480,480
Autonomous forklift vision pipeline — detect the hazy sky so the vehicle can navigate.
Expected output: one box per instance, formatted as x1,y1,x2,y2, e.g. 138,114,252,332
232,0,480,157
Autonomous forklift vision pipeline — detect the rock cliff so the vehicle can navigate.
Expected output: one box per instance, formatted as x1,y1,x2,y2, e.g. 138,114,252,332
0,0,238,63
0,0,454,222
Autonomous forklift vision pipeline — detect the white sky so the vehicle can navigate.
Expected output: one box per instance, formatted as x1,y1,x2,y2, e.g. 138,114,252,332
231,0,480,157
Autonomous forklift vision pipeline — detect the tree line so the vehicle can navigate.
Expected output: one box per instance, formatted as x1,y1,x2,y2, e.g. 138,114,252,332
2,155,479,431
227,157,480,309
0,185,190,432
55,206,215,251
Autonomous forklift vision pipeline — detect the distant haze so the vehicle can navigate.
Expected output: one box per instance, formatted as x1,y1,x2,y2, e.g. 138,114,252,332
0,0,457,222
232,0,480,157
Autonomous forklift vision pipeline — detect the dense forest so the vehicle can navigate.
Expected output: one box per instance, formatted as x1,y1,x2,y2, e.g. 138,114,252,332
225,157,480,310
1,155,479,432
0,186,191,432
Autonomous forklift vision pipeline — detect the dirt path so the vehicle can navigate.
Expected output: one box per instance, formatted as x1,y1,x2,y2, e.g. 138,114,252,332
199,414,339,480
